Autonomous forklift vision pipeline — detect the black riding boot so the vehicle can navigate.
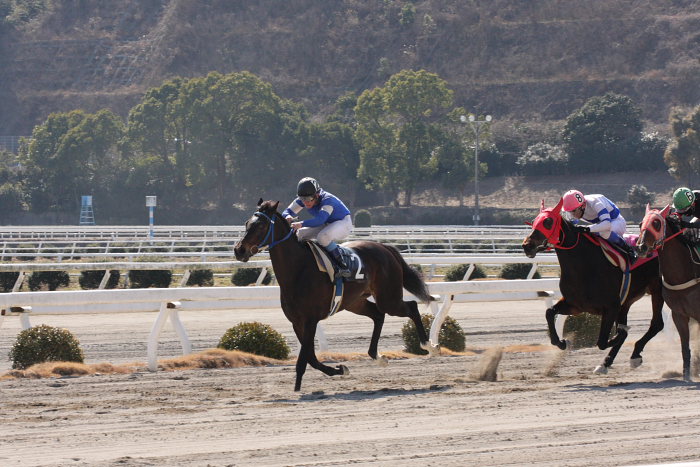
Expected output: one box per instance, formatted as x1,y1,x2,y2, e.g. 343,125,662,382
328,246,352,278
616,239,638,265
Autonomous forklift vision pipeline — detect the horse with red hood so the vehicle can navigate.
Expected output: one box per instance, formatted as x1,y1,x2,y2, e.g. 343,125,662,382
522,198,664,374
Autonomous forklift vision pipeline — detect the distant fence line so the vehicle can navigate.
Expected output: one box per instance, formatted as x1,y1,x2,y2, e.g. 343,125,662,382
0,224,640,260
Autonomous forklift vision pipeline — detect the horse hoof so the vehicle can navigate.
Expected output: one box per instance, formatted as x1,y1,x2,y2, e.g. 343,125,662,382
420,341,440,357
556,339,570,350
338,364,350,376
375,355,389,367
630,357,642,369
618,324,630,333
593,365,608,375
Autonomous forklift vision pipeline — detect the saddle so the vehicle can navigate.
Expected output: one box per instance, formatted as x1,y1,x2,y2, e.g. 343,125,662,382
306,241,365,283
585,233,657,305
305,241,365,317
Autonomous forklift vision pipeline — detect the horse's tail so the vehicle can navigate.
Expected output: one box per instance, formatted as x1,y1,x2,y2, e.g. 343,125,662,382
385,244,435,303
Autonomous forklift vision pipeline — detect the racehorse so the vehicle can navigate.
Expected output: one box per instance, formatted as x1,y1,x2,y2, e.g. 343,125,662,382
637,204,700,381
233,199,438,391
522,198,664,374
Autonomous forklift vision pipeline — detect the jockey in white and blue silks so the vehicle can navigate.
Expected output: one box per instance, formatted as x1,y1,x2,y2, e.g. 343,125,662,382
562,189,637,263
283,177,353,277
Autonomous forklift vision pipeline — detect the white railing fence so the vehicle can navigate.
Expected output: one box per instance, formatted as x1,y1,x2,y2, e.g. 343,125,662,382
0,278,561,371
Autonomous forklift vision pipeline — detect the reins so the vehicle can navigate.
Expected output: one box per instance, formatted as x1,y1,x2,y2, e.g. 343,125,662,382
253,211,294,250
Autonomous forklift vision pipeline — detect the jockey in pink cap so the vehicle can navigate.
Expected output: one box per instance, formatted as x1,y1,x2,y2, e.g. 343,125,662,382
562,189,637,263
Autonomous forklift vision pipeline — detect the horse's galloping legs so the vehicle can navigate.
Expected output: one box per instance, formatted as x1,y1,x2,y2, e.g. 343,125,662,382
601,307,631,370
294,319,348,392
546,299,573,350
672,311,692,381
630,286,665,368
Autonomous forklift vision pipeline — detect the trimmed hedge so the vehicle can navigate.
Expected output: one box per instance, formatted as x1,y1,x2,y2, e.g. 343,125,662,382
444,264,486,281
499,263,541,280
9,324,84,369
402,313,465,355
186,269,214,287
79,270,120,289
231,267,272,286
28,271,70,291
218,321,290,360
128,269,172,288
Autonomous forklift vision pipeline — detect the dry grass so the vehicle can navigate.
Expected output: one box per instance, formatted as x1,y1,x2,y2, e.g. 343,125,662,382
0,344,550,380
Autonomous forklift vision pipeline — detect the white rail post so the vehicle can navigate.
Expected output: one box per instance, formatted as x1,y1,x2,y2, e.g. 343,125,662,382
429,295,453,346
147,301,189,371
12,272,26,292
98,270,112,289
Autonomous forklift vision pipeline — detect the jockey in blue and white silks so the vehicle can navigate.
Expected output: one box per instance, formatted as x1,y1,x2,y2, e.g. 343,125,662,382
283,177,353,277
562,189,637,263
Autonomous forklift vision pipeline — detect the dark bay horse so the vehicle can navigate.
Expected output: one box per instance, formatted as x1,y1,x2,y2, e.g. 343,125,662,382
233,199,438,391
637,205,700,381
522,198,664,374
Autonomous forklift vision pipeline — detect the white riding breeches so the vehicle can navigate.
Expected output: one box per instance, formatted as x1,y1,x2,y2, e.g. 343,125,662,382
593,216,627,239
296,215,353,248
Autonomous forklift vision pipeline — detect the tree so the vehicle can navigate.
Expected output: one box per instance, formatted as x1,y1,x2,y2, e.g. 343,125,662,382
355,69,455,206
20,110,124,214
562,93,643,173
664,105,700,186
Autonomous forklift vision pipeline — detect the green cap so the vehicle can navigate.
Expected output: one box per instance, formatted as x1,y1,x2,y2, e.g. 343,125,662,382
673,187,695,211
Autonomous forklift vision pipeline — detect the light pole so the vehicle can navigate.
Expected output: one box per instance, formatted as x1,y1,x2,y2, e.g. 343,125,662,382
146,196,157,241
460,114,492,226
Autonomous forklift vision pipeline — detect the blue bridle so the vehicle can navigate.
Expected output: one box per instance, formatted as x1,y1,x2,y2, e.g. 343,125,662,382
253,211,294,250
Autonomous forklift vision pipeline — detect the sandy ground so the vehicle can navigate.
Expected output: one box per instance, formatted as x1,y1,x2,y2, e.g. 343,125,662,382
1,297,700,467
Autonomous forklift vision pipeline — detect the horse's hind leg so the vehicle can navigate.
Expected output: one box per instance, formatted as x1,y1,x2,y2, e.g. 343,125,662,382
374,287,436,354
345,298,386,364
630,288,664,368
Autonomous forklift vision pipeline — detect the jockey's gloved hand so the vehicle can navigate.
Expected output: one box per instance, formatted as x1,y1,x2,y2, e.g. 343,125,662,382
572,224,590,233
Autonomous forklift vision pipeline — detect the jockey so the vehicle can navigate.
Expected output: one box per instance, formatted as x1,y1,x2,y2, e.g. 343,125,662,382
562,189,637,263
672,187,700,246
283,177,353,278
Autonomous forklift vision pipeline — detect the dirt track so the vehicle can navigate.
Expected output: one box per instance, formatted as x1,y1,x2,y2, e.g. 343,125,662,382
2,297,700,466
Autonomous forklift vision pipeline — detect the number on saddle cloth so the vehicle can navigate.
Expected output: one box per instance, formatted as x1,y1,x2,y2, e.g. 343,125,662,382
336,245,364,281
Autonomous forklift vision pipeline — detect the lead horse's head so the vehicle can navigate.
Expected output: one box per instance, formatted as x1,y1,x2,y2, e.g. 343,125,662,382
522,197,564,258
637,203,671,258
233,199,282,262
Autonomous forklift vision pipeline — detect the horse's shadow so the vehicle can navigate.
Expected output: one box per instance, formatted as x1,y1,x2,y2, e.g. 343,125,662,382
268,384,452,403
565,379,700,392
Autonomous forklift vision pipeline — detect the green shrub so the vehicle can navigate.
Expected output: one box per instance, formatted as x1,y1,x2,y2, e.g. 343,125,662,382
354,209,372,227
231,267,272,286
562,314,602,349
128,269,172,288
0,271,20,292
402,313,465,355
444,264,486,281
186,269,214,287
499,263,541,280
9,324,84,370
79,270,120,289
218,321,290,360
28,271,70,291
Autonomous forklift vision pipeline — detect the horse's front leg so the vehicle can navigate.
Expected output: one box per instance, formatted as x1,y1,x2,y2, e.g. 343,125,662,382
630,285,664,368
595,310,630,374
546,299,573,350
672,311,692,381
297,319,348,392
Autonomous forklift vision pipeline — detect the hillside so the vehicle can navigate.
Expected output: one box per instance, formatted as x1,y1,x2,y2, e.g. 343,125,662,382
2,0,700,135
